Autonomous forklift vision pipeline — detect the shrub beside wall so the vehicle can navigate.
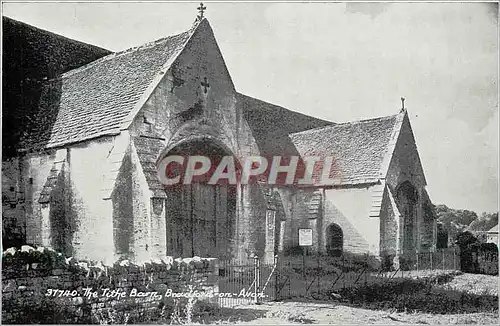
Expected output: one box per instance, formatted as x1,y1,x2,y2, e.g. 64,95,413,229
464,243,499,275
457,231,499,275
2,245,218,324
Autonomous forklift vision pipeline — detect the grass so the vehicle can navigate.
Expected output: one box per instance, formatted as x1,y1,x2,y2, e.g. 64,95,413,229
438,273,499,296
312,273,498,314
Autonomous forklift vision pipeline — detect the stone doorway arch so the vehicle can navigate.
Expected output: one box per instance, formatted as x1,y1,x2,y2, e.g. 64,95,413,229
163,138,239,260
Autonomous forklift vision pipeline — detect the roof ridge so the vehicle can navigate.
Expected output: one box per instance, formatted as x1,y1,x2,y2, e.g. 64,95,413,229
3,16,111,54
58,25,196,80
290,112,400,137
237,92,335,130
335,113,400,126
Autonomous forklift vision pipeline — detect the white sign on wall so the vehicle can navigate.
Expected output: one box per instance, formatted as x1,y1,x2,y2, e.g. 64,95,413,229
298,228,313,246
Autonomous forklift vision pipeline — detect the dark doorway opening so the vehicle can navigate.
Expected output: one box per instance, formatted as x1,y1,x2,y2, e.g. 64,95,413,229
326,223,343,257
164,139,238,259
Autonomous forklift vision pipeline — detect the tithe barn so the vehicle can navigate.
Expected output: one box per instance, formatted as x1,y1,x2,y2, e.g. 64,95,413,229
2,14,436,269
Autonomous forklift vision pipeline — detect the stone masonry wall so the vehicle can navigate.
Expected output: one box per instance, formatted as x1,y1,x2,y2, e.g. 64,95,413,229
2,246,218,324
385,113,431,254
126,19,264,262
68,137,116,262
7,136,118,263
2,157,26,248
379,186,399,257
24,151,60,246
322,187,377,255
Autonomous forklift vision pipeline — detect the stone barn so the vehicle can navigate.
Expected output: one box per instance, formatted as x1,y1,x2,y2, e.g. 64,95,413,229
2,14,436,267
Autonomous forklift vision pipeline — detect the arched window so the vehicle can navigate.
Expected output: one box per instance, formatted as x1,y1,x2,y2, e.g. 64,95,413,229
326,223,343,257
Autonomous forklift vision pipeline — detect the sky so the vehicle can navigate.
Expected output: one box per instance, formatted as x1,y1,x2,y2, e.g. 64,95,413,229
2,1,498,214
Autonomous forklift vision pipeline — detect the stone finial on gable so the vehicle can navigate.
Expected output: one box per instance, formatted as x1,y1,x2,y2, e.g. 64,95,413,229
400,97,406,113
196,2,207,21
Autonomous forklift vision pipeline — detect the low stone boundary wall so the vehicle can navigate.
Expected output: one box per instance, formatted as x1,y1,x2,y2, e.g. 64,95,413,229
2,246,218,324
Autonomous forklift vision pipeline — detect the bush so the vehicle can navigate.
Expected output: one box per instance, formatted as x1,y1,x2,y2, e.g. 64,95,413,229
281,251,381,274
2,296,93,324
323,275,498,314
158,297,222,324
457,232,499,275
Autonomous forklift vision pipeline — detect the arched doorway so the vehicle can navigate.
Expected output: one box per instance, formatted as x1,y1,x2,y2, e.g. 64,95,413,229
396,181,418,254
163,138,238,259
326,223,343,257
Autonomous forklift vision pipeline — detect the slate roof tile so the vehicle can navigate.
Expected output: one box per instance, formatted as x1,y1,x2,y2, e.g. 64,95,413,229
38,163,64,204
133,136,166,197
25,24,196,150
290,114,399,185
237,93,334,157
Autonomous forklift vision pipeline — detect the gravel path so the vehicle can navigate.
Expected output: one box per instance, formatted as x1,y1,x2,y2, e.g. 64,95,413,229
216,301,499,325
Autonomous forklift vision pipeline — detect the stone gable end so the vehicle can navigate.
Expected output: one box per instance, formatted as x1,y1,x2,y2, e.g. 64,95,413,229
129,19,260,161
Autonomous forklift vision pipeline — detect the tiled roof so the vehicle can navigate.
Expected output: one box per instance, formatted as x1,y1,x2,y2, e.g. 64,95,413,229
237,93,334,157
24,23,196,150
3,16,111,158
289,114,400,185
39,162,65,204
133,136,167,198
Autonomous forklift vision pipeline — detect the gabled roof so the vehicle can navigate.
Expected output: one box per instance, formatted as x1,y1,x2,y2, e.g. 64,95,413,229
488,224,498,233
23,20,202,150
237,93,333,156
2,16,111,158
133,136,166,198
289,113,401,185
39,161,65,204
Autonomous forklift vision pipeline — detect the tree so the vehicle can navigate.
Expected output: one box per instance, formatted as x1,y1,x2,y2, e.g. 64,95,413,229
469,212,498,231
455,231,479,273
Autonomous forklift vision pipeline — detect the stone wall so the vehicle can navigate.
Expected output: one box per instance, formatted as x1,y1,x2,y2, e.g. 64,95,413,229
126,19,265,263
279,186,378,256
68,138,116,262
3,135,119,263
2,157,26,248
322,187,375,254
379,186,400,259
2,246,218,324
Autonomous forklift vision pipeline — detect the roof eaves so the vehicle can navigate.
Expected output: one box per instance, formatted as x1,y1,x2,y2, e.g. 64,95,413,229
44,130,122,149
20,130,121,153
312,178,380,189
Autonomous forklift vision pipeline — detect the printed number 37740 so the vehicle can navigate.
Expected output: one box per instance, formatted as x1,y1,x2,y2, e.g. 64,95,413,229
45,289,78,297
